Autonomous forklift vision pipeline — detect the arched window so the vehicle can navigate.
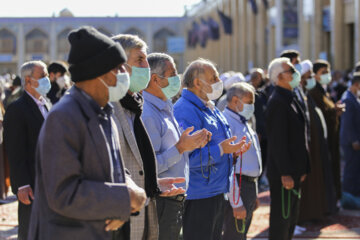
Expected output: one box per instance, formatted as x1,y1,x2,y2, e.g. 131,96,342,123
0,28,16,54
153,28,175,52
25,28,49,53
57,28,72,54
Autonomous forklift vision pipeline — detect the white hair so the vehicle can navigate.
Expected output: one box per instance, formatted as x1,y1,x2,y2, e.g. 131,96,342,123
268,57,291,84
20,61,47,87
226,82,255,102
111,34,148,58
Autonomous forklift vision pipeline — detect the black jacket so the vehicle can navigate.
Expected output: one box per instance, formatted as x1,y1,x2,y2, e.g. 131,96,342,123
266,86,310,181
3,92,49,194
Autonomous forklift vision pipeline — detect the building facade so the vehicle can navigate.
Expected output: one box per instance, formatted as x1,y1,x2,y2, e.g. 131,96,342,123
0,14,186,74
184,0,360,73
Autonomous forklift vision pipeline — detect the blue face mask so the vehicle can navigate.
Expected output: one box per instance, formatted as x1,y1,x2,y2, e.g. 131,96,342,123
289,71,301,89
127,64,151,93
33,77,51,96
320,73,332,85
295,64,302,75
160,75,181,99
305,77,316,90
239,103,255,120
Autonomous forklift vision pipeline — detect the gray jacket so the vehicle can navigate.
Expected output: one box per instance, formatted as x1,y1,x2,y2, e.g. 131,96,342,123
28,87,131,240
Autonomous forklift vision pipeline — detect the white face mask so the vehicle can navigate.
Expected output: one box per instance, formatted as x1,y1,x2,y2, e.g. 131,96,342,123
238,103,255,120
200,79,223,100
99,71,130,102
56,76,66,89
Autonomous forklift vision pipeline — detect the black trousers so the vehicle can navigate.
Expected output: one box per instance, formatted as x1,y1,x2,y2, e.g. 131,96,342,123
156,196,184,240
18,202,32,240
222,179,258,240
183,194,225,240
269,178,300,240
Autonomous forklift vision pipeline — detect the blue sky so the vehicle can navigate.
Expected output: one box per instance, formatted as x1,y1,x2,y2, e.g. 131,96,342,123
0,0,201,17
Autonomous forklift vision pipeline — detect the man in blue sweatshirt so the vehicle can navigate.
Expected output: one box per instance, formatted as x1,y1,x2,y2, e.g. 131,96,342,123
174,58,250,240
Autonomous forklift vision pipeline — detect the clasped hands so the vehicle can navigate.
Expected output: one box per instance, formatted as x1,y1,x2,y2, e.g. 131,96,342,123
281,174,307,190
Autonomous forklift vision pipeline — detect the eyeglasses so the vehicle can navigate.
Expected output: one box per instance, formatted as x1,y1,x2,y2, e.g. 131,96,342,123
281,68,295,74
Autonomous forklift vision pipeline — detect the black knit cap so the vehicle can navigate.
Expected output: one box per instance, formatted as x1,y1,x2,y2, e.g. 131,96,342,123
67,26,127,82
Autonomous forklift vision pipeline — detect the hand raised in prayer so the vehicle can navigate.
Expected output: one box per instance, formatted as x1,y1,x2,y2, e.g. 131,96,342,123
176,127,211,154
158,177,186,197
221,136,248,155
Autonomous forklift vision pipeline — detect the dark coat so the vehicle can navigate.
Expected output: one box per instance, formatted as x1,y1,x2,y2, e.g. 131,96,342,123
299,95,332,221
266,86,310,182
309,82,341,199
340,90,360,196
3,92,50,194
27,87,131,240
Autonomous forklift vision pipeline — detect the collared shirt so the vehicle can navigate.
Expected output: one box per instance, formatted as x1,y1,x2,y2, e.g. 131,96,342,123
25,90,48,119
142,91,187,188
77,87,124,183
223,107,262,208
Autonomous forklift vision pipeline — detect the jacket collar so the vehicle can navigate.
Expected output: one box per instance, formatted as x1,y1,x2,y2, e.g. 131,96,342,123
23,91,45,122
181,88,208,110
143,90,171,112
274,86,294,102
224,107,247,124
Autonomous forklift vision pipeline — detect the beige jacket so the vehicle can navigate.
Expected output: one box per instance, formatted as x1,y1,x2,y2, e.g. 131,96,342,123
112,101,159,240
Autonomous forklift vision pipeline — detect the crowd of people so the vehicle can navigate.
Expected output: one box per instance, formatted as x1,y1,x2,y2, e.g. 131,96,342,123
0,25,359,240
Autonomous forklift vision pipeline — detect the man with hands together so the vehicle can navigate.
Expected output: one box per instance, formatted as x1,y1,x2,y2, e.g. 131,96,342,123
174,58,251,240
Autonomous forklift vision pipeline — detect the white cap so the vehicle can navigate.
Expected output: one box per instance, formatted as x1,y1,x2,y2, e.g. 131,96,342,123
300,60,313,76
219,72,230,82
224,72,245,91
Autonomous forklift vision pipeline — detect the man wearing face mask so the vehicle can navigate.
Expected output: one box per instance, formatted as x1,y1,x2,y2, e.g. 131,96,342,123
297,60,337,221
309,60,345,202
266,58,310,240
46,61,68,104
340,72,360,203
111,35,186,240
222,82,262,240
173,58,251,240
27,26,148,240
280,50,311,153
3,60,51,240
141,53,210,240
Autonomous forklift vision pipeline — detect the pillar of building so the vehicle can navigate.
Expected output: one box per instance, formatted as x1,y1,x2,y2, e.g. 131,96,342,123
146,22,153,52
274,0,283,56
247,0,256,72
231,0,239,71
267,0,276,64
17,23,24,72
330,0,344,70
310,0,323,61
238,0,247,73
298,0,311,60
50,20,57,61
256,0,267,69
355,0,360,64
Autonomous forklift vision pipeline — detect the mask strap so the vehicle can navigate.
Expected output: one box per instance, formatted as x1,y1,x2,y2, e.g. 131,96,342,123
98,77,109,88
